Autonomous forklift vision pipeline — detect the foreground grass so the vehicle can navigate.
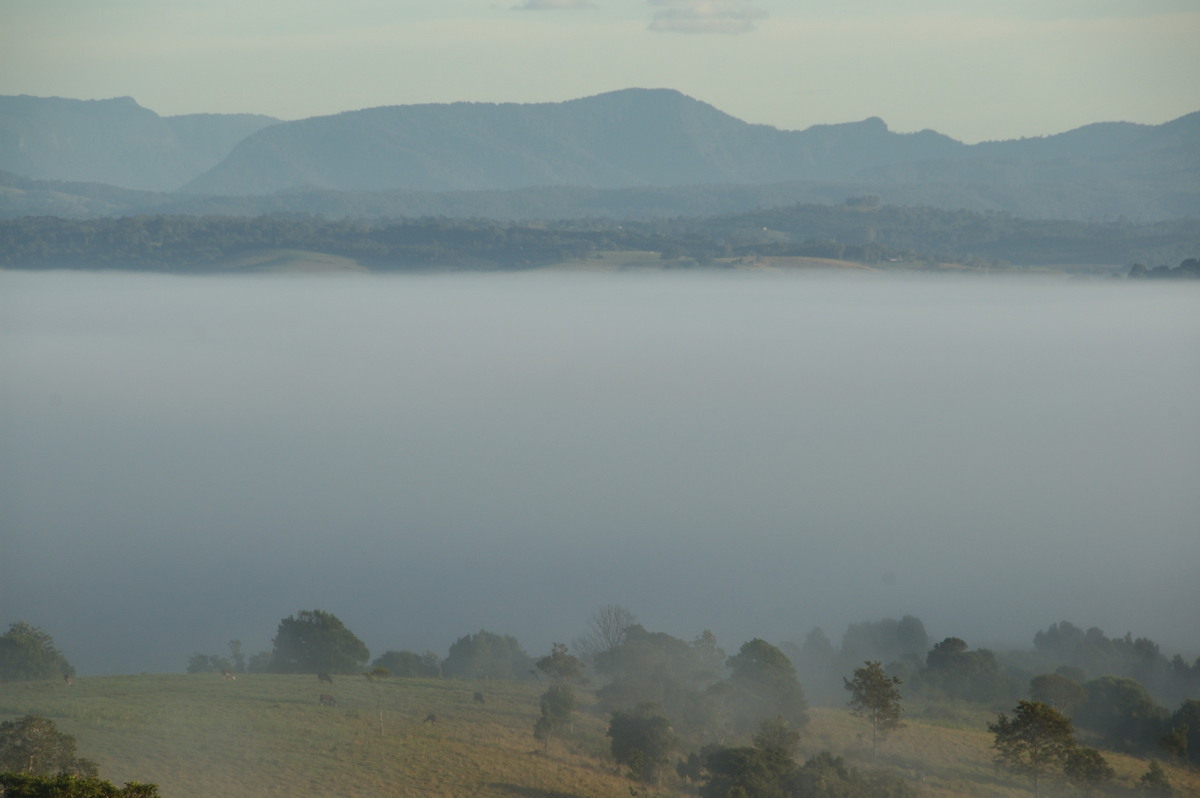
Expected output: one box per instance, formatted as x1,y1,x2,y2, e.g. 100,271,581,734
1,674,630,798
2,676,1196,798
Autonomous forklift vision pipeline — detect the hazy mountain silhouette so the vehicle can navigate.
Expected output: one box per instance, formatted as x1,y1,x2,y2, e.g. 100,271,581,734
1,90,1196,220
180,89,965,195
0,95,278,191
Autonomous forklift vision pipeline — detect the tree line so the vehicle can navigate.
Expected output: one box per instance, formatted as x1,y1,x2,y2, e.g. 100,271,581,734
1,209,1195,272
3,611,1197,796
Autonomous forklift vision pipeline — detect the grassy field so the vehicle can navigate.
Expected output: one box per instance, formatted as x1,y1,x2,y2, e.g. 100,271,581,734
2,675,1196,797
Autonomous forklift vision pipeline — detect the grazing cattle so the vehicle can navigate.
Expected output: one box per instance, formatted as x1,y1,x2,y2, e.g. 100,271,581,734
317,672,333,684
221,669,237,680
362,671,374,682
473,691,485,704
64,673,73,687
422,713,438,725
319,694,337,707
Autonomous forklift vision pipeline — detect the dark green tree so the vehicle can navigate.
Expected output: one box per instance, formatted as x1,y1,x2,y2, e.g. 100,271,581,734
1029,673,1086,716
533,643,584,750
441,630,533,680
988,700,1077,797
1137,760,1172,795
0,622,73,683
701,744,795,798
593,626,725,743
607,704,674,783
268,610,369,674
792,751,918,798
372,650,440,678
0,715,98,777
727,639,809,734
844,660,903,757
1161,699,1199,765
792,627,840,703
1063,746,1114,795
535,642,583,684
839,615,928,666
1076,676,1167,750
533,684,576,751
752,716,801,756
924,636,1008,702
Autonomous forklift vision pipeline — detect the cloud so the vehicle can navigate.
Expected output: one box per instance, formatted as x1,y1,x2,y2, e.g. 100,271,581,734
648,0,767,33
513,0,595,9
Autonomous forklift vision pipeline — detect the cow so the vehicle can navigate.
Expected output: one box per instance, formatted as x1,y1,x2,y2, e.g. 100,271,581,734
319,694,337,707
317,672,333,684
362,671,374,682
473,691,485,704
422,712,438,725
63,673,73,687
221,669,237,680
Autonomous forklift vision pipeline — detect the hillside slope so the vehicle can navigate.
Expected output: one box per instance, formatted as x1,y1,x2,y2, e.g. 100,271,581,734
180,88,964,195
0,95,278,191
2,675,1197,798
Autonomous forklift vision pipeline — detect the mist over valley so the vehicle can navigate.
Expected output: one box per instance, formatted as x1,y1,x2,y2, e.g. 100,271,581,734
2,270,1196,678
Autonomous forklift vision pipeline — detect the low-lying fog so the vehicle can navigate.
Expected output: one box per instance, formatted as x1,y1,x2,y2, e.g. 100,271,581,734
1,269,1197,675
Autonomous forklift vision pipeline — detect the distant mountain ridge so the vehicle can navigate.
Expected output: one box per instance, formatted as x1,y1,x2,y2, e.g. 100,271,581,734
0,95,278,191
181,89,968,195
1,89,1197,221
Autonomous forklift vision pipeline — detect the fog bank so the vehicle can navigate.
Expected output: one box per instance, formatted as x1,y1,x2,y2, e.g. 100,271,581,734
2,270,1197,674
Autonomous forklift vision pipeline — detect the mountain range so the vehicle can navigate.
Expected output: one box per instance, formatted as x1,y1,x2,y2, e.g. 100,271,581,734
1,89,1197,221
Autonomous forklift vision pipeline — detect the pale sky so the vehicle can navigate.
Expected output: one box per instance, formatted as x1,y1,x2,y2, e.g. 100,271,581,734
2,0,1197,142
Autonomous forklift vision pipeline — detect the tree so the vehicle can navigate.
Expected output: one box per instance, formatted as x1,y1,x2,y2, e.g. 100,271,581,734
533,684,576,751
186,652,232,674
1162,699,1200,766
0,715,98,777
844,661,903,757
535,642,583,684
701,744,795,798
924,636,1009,702
372,650,440,678
607,704,674,783
1029,673,1086,716
573,604,637,663
227,640,245,674
727,639,809,734
533,643,584,750
0,622,73,682
988,700,1077,797
839,615,928,666
792,751,918,798
752,716,800,756
1063,747,1114,795
268,610,369,674
1137,760,1172,796
441,630,532,680
1075,676,1167,750
593,625,725,743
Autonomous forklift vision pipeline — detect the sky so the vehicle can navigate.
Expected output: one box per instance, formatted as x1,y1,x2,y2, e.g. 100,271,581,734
1,0,1198,143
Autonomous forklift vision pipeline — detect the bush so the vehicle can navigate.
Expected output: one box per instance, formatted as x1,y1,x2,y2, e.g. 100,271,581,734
0,772,159,797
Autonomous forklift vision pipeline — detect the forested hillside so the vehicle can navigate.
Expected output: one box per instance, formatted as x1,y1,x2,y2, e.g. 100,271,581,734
1,205,1196,272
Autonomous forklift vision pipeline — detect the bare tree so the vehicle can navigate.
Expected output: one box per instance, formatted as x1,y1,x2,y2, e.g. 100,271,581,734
572,604,637,663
